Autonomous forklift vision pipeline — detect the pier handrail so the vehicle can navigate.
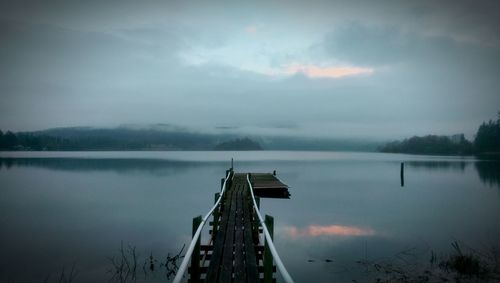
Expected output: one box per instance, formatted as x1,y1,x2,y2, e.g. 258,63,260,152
246,174,294,283
173,170,233,283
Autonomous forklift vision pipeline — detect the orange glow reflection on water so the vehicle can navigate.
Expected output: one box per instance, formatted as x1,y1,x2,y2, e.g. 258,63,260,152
285,224,375,238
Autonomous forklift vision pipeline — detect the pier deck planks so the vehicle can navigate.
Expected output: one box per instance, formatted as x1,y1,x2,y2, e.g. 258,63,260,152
205,174,259,283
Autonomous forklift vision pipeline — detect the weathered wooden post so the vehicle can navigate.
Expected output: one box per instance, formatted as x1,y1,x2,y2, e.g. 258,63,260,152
264,215,274,283
231,158,233,170
248,174,260,241
213,192,220,238
400,162,405,187
191,215,202,283
252,196,260,240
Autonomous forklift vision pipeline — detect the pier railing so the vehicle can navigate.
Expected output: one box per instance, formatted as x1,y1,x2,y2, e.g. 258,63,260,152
173,169,293,283
172,169,233,283
246,174,294,283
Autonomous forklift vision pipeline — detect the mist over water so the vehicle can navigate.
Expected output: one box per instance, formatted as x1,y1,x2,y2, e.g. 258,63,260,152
0,151,499,282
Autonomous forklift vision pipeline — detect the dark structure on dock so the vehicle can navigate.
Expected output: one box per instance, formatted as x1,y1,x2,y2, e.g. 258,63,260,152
182,169,291,283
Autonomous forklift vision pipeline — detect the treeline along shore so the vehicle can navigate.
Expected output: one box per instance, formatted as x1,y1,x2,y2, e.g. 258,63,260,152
380,112,500,156
1,113,498,155
0,126,378,152
0,127,261,151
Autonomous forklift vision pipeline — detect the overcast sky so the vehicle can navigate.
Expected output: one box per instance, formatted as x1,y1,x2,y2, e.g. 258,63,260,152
1,0,499,139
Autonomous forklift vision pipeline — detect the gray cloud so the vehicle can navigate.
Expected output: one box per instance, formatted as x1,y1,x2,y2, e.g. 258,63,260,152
0,0,499,139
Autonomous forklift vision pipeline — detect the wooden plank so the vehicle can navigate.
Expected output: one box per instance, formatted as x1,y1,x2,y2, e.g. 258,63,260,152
233,184,246,282
190,215,202,283
243,183,260,282
263,215,274,283
219,182,238,283
213,192,220,239
200,245,213,251
205,187,234,282
253,189,290,199
205,173,266,283
253,183,288,188
251,174,289,189
250,173,290,199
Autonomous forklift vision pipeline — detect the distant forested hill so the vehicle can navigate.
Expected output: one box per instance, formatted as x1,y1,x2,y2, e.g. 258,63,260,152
380,112,500,156
0,125,381,151
214,138,262,150
379,134,474,155
0,127,221,150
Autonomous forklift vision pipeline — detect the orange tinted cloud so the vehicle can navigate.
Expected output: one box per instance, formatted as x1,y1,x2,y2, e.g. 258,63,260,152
245,25,257,34
285,225,375,238
285,64,374,78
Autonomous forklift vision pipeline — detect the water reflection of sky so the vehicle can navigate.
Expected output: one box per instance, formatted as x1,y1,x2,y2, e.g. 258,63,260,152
1,151,498,189
0,151,499,282
283,224,376,237
0,150,481,162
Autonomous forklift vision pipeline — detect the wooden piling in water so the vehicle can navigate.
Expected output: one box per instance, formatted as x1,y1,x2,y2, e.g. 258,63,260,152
264,215,274,283
400,162,405,187
191,215,202,283
213,193,220,238
252,196,261,241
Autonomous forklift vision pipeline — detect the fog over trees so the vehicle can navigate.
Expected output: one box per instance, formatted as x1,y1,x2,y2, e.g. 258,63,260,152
0,126,379,151
380,112,500,155
1,113,498,154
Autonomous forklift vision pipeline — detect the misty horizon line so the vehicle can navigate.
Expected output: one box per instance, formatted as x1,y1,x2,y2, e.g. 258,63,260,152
0,122,476,142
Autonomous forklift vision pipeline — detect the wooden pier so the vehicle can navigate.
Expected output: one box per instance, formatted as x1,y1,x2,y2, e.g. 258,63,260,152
186,170,291,283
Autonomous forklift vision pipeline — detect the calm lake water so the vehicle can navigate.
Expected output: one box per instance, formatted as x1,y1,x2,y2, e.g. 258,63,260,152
0,151,499,282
